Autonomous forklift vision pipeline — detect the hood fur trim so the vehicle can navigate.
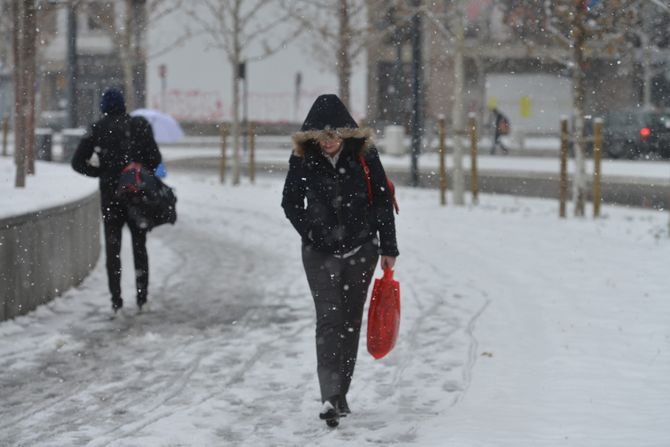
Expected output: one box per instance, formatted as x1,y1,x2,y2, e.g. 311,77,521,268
292,127,374,157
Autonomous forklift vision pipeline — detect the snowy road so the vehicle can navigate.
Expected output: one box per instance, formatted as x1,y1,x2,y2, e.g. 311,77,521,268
1,171,669,446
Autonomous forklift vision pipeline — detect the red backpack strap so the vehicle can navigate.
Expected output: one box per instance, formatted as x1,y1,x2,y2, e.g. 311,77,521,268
359,154,399,214
358,154,373,205
387,179,399,214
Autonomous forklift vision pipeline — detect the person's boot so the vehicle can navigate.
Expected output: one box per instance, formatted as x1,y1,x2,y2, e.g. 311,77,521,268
111,296,123,313
319,396,340,428
137,294,147,311
337,395,351,416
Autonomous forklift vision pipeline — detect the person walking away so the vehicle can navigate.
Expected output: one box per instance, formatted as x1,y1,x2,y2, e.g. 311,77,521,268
281,94,399,428
72,88,162,313
491,107,510,155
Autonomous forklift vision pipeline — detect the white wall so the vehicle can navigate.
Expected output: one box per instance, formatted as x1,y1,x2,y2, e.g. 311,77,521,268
146,7,367,124
485,74,572,134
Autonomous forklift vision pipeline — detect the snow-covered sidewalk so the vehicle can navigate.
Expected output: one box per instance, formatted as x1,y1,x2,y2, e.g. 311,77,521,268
1,171,668,446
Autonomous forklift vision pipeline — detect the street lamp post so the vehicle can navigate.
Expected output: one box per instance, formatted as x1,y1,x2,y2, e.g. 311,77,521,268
65,1,78,128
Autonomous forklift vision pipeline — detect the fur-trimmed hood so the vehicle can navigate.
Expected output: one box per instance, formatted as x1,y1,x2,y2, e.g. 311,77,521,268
292,94,373,157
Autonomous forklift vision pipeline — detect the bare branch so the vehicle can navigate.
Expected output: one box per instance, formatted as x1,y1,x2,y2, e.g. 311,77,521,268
247,25,303,61
148,29,204,60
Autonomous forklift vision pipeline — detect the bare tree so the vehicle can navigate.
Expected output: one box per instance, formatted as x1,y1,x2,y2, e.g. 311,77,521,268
544,0,636,217
288,0,420,112
122,0,188,110
417,0,470,204
82,0,187,111
11,0,37,187
186,0,302,185
496,1,635,216
287,0,370,109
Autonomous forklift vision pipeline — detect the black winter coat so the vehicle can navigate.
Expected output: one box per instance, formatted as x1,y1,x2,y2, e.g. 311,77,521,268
282,139,399,257
72,113,161,204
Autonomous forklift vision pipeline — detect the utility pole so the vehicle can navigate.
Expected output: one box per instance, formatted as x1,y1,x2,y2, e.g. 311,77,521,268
66,1,78,128
639,32,653,109
410,0,422,187
133,0,147,108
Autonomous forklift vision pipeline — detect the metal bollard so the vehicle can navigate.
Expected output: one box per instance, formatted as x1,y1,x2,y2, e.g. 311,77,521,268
593,118,603,218
249,121,256,184
469,113,479,205
438,115,447,206
220,123,228,184
559,118,569,218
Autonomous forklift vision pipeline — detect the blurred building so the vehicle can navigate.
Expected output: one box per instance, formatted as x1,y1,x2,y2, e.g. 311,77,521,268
0,1,147,129
366,0,670,136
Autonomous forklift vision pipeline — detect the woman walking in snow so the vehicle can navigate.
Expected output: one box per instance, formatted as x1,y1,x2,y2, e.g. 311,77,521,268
281,94,399,427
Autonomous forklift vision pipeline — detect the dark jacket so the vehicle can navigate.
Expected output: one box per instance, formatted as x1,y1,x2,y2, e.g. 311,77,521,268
72,112,161,204
493,108,508,138
282,94,399,257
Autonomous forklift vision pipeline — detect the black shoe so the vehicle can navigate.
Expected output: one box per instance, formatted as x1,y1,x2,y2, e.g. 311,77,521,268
319,399,340,428
112,297,123,312
337,395,351,416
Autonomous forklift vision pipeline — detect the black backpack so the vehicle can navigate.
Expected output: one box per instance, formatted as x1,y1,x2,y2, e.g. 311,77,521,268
115,117,177,231
117,162,177,230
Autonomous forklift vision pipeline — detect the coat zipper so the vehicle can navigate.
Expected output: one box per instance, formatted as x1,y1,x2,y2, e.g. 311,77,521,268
334,164,346,255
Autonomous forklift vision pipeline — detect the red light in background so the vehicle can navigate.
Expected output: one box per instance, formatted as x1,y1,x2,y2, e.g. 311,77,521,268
640,127,651,140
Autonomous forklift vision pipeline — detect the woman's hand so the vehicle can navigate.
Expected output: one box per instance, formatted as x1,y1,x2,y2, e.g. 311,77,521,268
380,256,396,270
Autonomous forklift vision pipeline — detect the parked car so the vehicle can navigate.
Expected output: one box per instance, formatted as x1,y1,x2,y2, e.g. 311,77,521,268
603,109,670,159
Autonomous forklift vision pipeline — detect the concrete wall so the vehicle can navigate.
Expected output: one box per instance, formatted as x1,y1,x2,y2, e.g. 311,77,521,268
0,192,101,321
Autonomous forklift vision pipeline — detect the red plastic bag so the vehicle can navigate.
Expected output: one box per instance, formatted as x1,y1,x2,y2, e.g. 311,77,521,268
367,268,401,359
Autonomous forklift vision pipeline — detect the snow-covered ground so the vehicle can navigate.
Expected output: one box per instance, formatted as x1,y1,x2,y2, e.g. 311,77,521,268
1,164,669,446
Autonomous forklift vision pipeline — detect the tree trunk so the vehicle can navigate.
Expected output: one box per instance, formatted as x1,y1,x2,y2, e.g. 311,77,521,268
337,0,351,110
24,0,36,175
12,0,25,188
232,60,241,185
230,0,243,185
572,8,587,217
451,1,466,205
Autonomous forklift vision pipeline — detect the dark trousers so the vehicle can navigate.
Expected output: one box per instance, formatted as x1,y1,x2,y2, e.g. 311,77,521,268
102,199,148,303
491,131,508,154
302,240,379,402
